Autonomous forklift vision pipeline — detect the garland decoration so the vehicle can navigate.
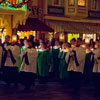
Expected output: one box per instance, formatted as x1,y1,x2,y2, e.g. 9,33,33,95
0,0,6,4
0,0,29,8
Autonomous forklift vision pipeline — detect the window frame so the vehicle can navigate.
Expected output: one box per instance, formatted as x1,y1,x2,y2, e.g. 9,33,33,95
68,0,75,6
91,0,98,10
52,0,61,6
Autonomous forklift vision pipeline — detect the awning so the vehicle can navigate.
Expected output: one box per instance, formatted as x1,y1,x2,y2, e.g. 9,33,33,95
17,18,54,32
63,22,100,33
46,20,100,33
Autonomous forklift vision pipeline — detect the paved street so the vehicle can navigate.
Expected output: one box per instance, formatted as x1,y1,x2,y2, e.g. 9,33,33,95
0,80,99,100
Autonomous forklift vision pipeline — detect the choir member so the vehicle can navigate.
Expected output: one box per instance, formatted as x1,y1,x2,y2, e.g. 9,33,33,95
92,43,100,97
37,42,51,83
3,40,20,87
95,39,99,49
20,40,38,90
0,39,2,69
59,43,69,81
70,38,76,49
66,38,86,94
51,40,60,76
18,39,24,72
2,35,10,51
83,44,94,84
19,39,29,72
29,35,36,48
81,40,86,48
22,39,29,51
2,35,11,67
0,40,3,80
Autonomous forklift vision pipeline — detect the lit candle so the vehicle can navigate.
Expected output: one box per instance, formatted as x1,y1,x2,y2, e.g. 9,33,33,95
91,48,94,52
50,46,52,49
60,48,61,51
35,46,37,49
35,46,38,51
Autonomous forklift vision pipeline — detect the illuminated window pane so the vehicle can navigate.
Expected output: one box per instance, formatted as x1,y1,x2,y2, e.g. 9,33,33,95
78,0,86,6
83,34,96,41
68,0,75,6
68,33,79,43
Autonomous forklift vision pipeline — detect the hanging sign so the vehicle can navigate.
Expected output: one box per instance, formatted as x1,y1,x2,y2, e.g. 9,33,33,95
48,6,64,15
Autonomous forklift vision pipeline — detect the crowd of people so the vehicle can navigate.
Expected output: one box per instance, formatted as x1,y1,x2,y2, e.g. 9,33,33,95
0,35,100,96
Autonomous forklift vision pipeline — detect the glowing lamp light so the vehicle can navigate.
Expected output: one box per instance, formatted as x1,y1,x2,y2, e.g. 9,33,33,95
85,38,89,43
50,46,52,49
60,48,62,51
17,32,21,36
35,46,37,49
35,46,38,51
12,35,17,42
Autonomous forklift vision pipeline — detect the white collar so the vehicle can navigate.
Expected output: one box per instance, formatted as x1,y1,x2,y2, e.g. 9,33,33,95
60,49,69,52
81,44,86,48
38,48,48,52
86,49,91,54
23,46,29,49
53,46,60,49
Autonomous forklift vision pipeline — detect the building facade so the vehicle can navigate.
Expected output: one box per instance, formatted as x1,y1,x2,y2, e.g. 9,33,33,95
43,0,100,42
1,0,100,42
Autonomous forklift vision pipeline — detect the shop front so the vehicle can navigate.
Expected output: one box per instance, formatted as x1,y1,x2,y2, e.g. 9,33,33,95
0,0,28,42
16,1,54,40
17,18,54,40
45,19,100,42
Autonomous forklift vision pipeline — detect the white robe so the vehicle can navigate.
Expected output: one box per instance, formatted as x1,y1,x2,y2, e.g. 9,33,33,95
20,48,38,73
0,46,2,68
93,49,100,73
5,45,20,67
66,46,86,73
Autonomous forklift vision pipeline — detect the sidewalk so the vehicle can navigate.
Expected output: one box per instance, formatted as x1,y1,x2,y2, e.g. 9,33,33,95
0,81,99,100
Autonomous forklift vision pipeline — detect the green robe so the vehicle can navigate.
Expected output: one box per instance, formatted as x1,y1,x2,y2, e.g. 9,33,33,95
18,48,22,72
84,52,94,80
59,51,68,79
51,48,60,73
37,49,51,77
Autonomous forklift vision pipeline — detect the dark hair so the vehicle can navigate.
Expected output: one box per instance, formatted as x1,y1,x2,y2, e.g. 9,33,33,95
42,42,47,49
55,40,59,43
5,35,10,39
20,39,24,46
29,35,34,41
71,38,76,42
77,38,82,41
24,37,27,39
90,39,93,42
29,40,33,45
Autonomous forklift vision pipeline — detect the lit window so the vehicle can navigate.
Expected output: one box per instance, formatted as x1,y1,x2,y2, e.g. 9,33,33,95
68,0,75,6
91,0,98,10
83,34,96,42
53,0,61,6
78,0,86,6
